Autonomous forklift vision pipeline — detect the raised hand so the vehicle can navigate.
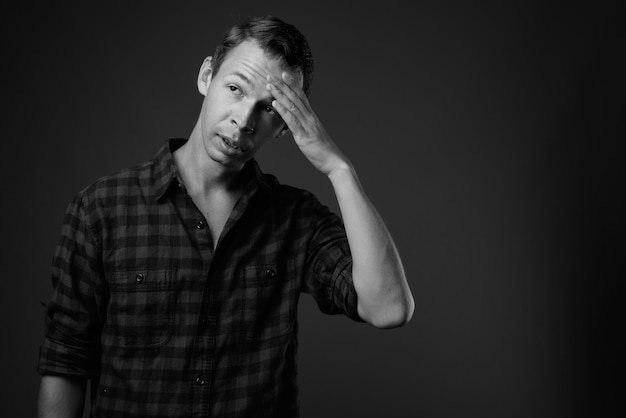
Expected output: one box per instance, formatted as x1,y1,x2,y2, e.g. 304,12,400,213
267,72,350,176
268,73,413,329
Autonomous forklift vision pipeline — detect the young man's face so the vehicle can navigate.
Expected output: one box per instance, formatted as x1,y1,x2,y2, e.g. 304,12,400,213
197,40,300,171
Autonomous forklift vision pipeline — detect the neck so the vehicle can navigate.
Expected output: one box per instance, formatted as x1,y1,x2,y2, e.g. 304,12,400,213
174,129,246,196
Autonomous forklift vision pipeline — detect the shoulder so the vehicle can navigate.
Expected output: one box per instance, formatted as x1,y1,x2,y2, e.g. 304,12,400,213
76,159,156,211
261,172,322,209
257,173,338,228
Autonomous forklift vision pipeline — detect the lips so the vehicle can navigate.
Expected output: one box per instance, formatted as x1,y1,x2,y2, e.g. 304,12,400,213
218,134,245,153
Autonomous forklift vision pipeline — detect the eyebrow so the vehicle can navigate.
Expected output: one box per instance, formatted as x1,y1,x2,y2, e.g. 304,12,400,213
230,71,253,86
228,71,275,104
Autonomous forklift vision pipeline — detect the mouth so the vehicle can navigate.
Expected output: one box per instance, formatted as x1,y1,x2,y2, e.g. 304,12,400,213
219,134,245,153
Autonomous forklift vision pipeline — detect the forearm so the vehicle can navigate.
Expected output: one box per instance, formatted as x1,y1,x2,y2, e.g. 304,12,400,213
328,162,414,328
267,71,414,326
38,375,87,418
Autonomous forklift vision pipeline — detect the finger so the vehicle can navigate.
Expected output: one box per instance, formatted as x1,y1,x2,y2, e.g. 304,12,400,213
271,98,304,135
267,73,311,114
266,82,307,124
280,72,311,112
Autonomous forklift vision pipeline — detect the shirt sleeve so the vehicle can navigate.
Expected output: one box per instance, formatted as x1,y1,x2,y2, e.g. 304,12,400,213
37,191,105,378
302,199,364,322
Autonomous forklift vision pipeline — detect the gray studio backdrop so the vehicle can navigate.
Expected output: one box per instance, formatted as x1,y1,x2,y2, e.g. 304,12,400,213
4,1,619,417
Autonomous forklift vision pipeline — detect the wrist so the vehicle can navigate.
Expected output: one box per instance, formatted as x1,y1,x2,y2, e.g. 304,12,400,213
327,159,356,185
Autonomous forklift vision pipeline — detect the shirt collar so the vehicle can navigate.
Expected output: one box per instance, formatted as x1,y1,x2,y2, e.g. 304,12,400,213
246,158,273,195
153,138,273,202
153,138,185,202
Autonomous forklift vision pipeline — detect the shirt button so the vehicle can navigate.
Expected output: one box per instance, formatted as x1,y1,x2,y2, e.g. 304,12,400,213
266,268,275,278
135,273,144,283
195,377,206,386
196,220,205,229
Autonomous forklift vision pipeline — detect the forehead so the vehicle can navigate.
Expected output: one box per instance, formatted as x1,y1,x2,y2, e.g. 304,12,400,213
216,40,303,87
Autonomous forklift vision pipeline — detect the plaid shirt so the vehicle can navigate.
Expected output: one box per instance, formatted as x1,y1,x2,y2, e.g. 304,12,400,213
38,138,361,417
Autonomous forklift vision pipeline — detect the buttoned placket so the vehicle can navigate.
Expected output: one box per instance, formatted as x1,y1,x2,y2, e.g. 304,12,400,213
168,181,215,415
175,178,259,416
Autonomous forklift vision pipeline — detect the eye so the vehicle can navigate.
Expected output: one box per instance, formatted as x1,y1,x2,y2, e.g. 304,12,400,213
264,105,275,114
228,85,243,96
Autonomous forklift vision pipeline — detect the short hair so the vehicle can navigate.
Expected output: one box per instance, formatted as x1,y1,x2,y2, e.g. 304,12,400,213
211,15,314,96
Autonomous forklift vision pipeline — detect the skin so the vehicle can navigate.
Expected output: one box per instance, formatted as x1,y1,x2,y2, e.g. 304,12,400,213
38,38,415,418
175,41,414,329
265,62,415,328
38,376,86,418
175,40,297,188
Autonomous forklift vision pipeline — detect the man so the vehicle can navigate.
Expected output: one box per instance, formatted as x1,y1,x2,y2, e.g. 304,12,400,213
37,15,414,417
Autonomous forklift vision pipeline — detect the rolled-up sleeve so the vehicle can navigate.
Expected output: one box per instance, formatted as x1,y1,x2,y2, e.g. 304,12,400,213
37,192,104,378
303,200,363,323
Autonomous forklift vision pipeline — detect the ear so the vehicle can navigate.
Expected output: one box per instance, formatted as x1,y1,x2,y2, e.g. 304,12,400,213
197,56,213,96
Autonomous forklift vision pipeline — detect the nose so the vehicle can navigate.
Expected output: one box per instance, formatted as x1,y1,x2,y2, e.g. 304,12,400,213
231,102,256,134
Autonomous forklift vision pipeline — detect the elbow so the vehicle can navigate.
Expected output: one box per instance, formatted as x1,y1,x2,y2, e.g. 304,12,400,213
377,300,415,329
361,296,415,329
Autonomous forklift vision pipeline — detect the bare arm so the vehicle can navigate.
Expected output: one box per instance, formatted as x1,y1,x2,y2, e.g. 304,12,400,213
328,163,414,327
38,375,86,418
268,72,415,328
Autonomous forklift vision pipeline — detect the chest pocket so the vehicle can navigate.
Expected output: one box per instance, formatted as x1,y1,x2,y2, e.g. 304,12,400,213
106,269,175,348
241,263,296,341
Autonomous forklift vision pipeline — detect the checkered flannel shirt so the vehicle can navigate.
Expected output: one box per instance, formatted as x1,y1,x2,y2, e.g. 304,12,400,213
38,138,362,417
